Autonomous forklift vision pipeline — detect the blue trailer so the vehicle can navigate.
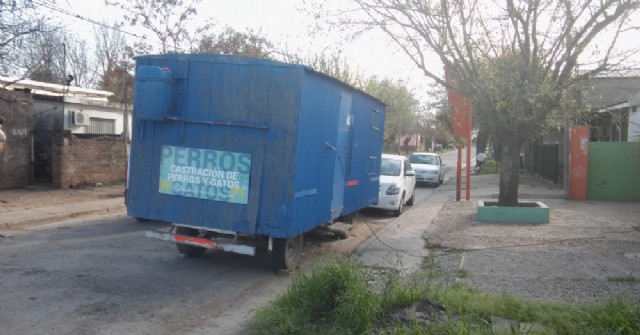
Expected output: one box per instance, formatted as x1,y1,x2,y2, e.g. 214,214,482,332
127,54,385,269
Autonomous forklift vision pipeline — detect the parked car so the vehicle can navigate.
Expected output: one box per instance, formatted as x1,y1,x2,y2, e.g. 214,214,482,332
369,154,416,216
409,152,445,187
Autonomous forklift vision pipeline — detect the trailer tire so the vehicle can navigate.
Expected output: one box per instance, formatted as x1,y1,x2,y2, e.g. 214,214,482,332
176,226,206,258
272,234,303,271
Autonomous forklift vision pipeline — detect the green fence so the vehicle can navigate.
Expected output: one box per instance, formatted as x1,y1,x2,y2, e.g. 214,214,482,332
587,142,640,200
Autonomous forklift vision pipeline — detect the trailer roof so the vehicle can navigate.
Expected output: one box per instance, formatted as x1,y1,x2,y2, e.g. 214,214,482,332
136,53,385,106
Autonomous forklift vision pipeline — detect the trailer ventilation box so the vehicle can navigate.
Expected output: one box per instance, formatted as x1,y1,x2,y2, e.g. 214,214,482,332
127,54,385,241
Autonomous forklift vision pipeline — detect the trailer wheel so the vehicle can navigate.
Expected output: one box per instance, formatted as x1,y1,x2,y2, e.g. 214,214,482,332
272,234,303,271
176,226,206,258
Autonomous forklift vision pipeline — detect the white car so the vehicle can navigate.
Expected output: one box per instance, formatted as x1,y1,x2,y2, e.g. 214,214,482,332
409,152,445,187
370,154,416,216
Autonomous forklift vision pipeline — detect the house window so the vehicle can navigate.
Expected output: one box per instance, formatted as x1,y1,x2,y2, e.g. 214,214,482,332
88,118,116,134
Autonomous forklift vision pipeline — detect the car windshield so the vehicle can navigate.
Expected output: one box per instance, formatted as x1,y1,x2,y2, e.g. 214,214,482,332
380,158,402,176
409,155,437,165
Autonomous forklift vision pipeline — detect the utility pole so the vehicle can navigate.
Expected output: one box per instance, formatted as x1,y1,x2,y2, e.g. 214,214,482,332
122,56,130,186
123,62,129,141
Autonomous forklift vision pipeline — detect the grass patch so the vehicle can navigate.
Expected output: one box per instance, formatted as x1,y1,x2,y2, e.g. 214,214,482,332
608,275,640,283
457,268,470,278
250,257,640,335
249,258,381,335
478,158,499,175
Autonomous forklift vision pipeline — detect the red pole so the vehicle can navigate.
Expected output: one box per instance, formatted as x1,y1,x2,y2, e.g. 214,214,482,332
466,134,471,201
456,144,462,201
465,105,472,201
569,125,590,200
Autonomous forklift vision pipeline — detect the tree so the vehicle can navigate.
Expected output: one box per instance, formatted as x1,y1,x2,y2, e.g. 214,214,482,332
97,49,135,104
364,78,420,153
64,37,98,88
94,24,126,77
105,0,201,53
290,52,366,89
94,24,134,102
346,0,639,206
420,85,455,149
282,48,421,154
416,107,454,151
192,26,274,58
0,0,51,76
289,52,418,152
13,26,96,87
19,27,65,83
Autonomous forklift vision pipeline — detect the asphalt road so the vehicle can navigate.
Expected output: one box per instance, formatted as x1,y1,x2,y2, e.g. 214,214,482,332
0,191,445,334
0,151,461,334
0,215,295,335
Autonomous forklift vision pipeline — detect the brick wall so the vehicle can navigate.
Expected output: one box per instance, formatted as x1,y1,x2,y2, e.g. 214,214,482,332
52,131,127,188
0,90,33,189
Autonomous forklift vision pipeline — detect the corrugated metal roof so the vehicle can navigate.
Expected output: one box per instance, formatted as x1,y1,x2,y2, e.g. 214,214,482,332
579,77,640,108
0,75,113,101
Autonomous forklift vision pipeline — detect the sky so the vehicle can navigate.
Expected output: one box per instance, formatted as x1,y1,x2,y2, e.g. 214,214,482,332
42,0,640,109
45,0,428,95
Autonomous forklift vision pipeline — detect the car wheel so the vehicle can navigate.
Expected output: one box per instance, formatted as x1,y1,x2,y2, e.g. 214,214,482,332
406,192,415,206
393,195,404,217
439,174,444,185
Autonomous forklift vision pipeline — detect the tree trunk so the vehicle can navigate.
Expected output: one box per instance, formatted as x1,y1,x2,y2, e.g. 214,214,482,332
498,141,521,206
493,143,502,162
476,128,489,154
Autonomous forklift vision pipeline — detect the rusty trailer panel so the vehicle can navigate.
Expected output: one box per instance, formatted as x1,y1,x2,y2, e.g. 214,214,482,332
145,230,256,256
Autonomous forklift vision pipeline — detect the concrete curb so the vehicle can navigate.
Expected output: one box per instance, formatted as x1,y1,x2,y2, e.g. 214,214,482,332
0,198,125,230
355,181,450,276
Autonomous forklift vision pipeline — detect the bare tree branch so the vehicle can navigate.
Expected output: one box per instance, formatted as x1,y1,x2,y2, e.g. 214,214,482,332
327,0,639,205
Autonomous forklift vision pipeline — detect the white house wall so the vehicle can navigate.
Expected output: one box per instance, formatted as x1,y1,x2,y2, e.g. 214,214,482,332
63,102,132,139
33,100,132,139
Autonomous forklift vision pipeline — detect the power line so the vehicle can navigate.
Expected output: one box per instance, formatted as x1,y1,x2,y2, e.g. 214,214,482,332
31,0,167,50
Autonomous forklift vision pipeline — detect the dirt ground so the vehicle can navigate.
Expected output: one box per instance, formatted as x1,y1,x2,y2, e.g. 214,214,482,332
425,199,640,304
0,183,125,213
0,183,390,259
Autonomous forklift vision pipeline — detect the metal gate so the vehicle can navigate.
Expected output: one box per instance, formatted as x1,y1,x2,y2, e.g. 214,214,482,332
541,144,559,183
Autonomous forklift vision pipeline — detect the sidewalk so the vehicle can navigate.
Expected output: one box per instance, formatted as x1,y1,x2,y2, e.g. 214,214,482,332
0,184,125,230
359,172,640,304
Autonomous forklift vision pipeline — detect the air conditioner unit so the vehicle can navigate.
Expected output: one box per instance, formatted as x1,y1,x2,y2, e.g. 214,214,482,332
72,111,90,126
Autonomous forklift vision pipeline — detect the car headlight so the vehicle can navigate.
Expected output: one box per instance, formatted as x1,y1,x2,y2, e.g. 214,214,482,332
386,184,400,195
